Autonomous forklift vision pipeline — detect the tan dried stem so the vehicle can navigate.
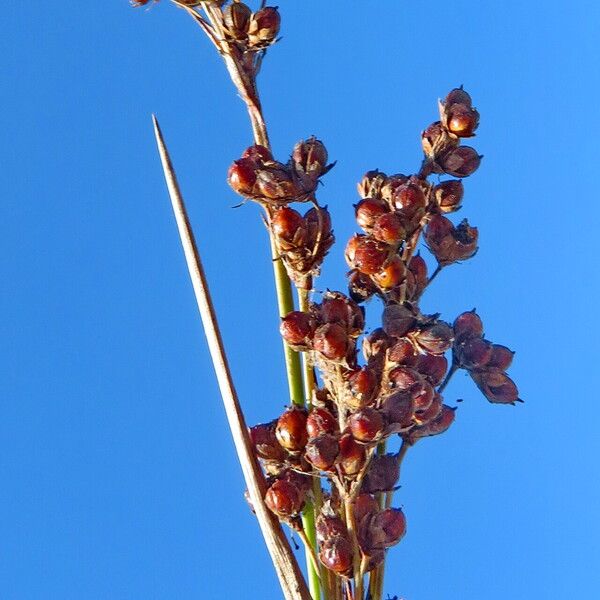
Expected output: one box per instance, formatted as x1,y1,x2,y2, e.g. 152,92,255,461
152,115,310,600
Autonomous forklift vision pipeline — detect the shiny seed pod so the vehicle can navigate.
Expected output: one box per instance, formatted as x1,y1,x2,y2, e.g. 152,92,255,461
265,479,303,518
319,536,353,575
349,408,385,442
355,198,388,230
241,144,272,163
413,391,443,424
416,353,448,386
434,179,464,213
348,269,378,303
318,292,365,336
471,369,520,404
346,236,390,275
358,170,387,199
372,256,407,290
388,338,418,365
354,493,380,524
412,322,454,355
227,157,257,195
275,408,308,451
280,311,315,349
248,6,281,47
382,391,414,427
313,323,349,361
382,304,416,338
408,405,456,440
316,514,347,543
369,508,407,548
457,336,493,369
223,2,252,38
446,104,480,137
305,434,339,471
272,207,306,244
412,380,435,412
487,344,515,370
439,146,481,178
372,213,407,244
347,367,379,408
362,454,400,494
250,420,286,461
392,180,427,218
453,310,484,342
306,407,337,438
444,87,473,108
338,433,366,476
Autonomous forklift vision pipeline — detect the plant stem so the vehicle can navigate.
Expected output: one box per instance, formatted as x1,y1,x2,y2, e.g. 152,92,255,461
152,115,310,600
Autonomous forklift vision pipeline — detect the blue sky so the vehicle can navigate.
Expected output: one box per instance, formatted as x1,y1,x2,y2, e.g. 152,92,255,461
1,1,599,599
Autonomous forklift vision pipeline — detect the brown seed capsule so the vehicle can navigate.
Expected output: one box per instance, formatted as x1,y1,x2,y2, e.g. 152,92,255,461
380,174,409,204
412,380,435,412
316,514,347,543
446,104,480,138
223,2,252,38
248,6,281,47
272,207,306,244
228,158,257,195
347,236,390,275
444,87,473,108
306,407,337,438
347,367,379,408
382,304,416,338
453,310,484,342
319,536,353,575
349,408,385,443
313,323,349,361
471,369,520,404
338,433,366,476
408,255,428,291
358,170,387,199
416,353,448,386
439,146,481,178
392,180,427,219
414,391,443,424
388,366,423,393
487,344,515,370
255,163,298,201
280,311,315,349
276,408,308,452
425,216,479,265
408,405,456,440
265,479,303,518
318,293,365,336
250,420,286,461
421,121,458,157
369,508,407,548
354,493,379,526
372,256,407,290
388,338,418,365
372,213,407,244
355,198,388,230
457,337,493,369
362,454,400,494
412,322,454,355
348,269,378,304
282,469,312,495
305,434,339,471
292,137,329,181
241,144,273,163
382,391,414,427
362,328,391,363
434,179,464,213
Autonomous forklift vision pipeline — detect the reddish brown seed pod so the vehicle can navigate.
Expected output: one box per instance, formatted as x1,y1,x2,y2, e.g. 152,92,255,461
347,367,379,408
227,157,257,195
241,144,273,163
362,328,391,362
372,256,407,290
392,180,427,218
444,87,473,108
338,433,366,476
349,408,385,443
355,198,388,230
305,434,339,471
316,514,347,543
248,6,281,47
362,454,400,494
439,146,481,178
358,170,387,199
292,137,329,179
313,323,349,361
265,479,303,518
382,304,416,338
369,508,407,548
388,366,423,393
434,180,464,213
319,536,353,575
408,255,428,290
388,338,418,366
457,337,493,369
425,216,479,265
354,493,380,523
271,207,306,243
318,292,365,336
414,391,443,424
412,380,435,412
412,322,454,355
421,121,458,157
306,407,337,438
471,369,520,404
275,408,308,452
348,269,378,304
255,163,298,200
382,391,414,428
372,213,407,244
453,310,484,342
223,2,252,38
250,420,286,461
416,353,448,386
446,104,480,138
487,344,515,370
279,311,315,348
408,405,456,440
425,214,455,243
347,236,390,275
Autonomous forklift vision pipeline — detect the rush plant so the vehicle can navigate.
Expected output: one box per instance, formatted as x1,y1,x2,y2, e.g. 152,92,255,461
135,2,520,599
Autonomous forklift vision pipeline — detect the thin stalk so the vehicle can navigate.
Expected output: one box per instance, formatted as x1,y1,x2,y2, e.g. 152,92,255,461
438,362,458,393
152,115,310,600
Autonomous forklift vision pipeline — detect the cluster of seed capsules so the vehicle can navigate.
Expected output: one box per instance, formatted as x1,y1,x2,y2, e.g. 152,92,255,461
133,1,281,51
248,88,520,579
228,139,335,288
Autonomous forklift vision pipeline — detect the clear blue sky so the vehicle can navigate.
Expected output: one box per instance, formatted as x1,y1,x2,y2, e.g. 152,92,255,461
2,2,599,599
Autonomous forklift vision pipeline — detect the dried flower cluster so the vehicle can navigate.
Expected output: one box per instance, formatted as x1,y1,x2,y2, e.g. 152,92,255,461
135,2,519,599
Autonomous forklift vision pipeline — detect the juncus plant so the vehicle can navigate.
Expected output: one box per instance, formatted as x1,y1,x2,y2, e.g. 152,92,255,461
134,2,520,599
